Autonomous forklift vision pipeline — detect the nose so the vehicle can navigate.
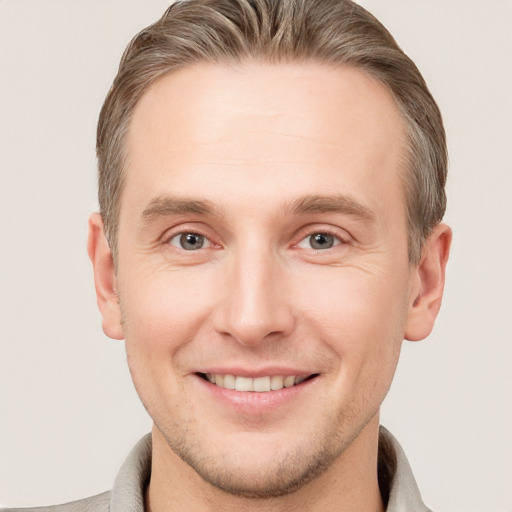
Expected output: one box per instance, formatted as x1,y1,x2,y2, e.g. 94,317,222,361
212,247,295,347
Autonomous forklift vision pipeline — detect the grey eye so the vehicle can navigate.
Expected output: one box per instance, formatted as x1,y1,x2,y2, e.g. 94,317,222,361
171,233,205,250
309,233,335,250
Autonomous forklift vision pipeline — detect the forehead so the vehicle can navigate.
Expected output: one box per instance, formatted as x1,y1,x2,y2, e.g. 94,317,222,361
123,61,406,219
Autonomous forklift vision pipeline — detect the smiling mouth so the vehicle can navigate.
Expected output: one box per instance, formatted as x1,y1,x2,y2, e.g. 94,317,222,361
197,373,318,392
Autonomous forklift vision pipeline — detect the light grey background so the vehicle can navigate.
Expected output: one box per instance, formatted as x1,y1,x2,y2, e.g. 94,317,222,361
0,1,511,510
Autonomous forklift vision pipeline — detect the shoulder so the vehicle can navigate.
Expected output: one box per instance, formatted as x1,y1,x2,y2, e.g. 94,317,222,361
0,491,111,512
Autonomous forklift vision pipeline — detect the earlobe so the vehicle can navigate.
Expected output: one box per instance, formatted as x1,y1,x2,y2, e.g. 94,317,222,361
404,223,452,342
87,212,124,340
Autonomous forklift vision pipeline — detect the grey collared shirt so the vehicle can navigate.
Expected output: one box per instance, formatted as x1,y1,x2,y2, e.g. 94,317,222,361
1,427,432,512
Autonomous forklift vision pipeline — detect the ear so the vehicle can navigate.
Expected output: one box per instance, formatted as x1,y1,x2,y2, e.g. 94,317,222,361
405,223,452,341
87,212,124,340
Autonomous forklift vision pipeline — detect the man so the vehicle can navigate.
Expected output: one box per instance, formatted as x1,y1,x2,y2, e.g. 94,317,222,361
3,0,451,510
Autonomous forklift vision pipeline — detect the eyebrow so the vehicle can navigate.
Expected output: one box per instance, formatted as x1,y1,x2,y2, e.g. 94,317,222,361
140,193,375,224
290,194,375,222
141,196,220,223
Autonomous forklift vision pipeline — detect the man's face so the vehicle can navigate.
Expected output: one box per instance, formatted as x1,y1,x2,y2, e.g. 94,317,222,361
111,62,419,496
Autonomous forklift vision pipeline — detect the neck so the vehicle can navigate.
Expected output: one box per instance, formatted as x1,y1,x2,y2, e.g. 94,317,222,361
146,416,385,512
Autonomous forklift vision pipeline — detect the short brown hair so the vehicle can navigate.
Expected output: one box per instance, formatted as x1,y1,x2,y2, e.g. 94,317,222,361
97,0,447,263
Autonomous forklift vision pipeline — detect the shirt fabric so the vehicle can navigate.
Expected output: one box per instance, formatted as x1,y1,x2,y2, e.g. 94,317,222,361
2,426,432,512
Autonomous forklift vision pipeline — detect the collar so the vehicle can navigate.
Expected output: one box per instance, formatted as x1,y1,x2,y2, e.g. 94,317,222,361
109,427,431,511
378,426,432,511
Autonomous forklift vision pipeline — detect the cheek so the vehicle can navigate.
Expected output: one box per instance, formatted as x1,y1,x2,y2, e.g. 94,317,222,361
119,266,217,380
119,269,218,418
296,266,409,371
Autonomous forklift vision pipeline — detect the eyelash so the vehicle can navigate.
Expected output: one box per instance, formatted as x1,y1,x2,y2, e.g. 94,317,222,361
165,230,215,251
163,227,349,252
295,230,348,251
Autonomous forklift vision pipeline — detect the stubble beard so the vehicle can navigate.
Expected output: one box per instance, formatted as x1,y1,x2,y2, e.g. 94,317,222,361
160,423,340,499
153,403,377,500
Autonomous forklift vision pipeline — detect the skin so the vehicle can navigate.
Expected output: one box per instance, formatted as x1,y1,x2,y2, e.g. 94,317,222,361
89,61,451,511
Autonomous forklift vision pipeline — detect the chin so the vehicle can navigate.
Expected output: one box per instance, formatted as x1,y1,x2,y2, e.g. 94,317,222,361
157,420,350,499
179,442,340,498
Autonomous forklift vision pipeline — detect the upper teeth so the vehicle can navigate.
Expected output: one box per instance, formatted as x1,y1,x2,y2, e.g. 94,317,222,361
205,374,307,392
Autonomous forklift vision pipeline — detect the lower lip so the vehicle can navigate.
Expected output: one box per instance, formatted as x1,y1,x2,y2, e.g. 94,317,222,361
194,374,318,415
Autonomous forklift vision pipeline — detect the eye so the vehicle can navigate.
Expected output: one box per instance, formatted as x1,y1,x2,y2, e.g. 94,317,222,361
297,232,341,250
168,232,209,251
